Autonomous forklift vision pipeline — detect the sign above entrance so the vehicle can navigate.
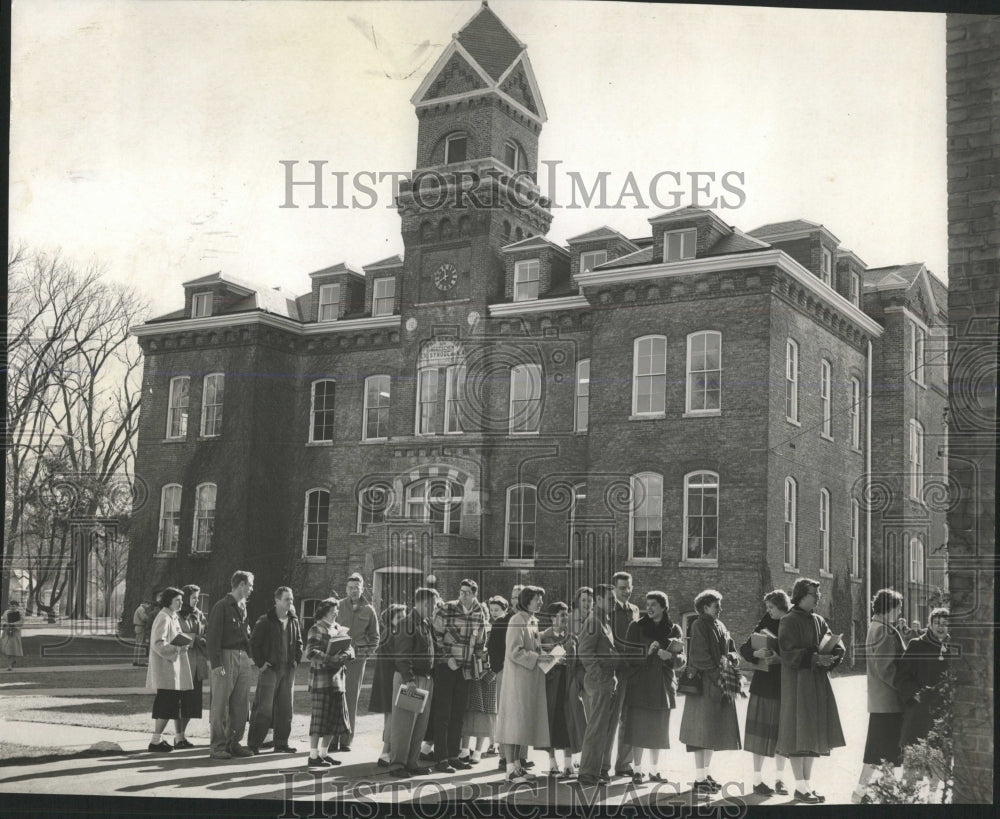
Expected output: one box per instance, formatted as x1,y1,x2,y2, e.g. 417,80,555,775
419,337,464,368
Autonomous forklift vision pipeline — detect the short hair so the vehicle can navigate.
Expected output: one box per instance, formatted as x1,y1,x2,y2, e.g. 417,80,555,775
790,577,821,605
487,595,508,611
510,583,525,598
764,589,792,613
384,603,407,626
928,607,949,625
911,619,921,627
414,587,440,608
519,586,545,610
459,578,478,595
313,597,339,621
181,584,201,608
346,573,364,587
612,572,633,586
573,586,594,608
593,584,615,603
694,589,722,613
231,570,254,589
871,588,904,616
645,591,669,611
546,601,569,616
274,586,293,600
158,586,184,608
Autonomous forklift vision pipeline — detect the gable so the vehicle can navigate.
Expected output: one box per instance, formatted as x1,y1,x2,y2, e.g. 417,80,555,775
499,60,538,115
421,51,488,102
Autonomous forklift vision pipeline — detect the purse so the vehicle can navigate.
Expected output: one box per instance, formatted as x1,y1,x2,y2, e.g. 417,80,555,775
677,666,703,696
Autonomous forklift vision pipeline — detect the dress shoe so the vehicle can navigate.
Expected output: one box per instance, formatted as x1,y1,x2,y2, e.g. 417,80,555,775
148,741,173,753
173,739,195,749
632,772,645,785
273,745,298,754
435,761,456,773
340,744,352,753
705,775,722,792
521,759,535,769
260,740,275,749
307,756,333,768
450,757,472,770
377,757,391,768
498,757,507,770
406,765,432,776
210,750,232,760
774,780,788,795
508,770,532,786
753,782,775,796
389,767,412,778
419,752,435,762
794,790,821,804
811,791,826,803
615,766,634,777
693,780,715,799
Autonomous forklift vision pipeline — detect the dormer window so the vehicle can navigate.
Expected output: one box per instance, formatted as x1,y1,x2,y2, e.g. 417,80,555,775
504,141,520,171
821,247,832,286
318,283,341,322
664,229,696,262
580,250,607,273
445,133,467,164
513,260,540,301
373,278,395,317
192,292,213,318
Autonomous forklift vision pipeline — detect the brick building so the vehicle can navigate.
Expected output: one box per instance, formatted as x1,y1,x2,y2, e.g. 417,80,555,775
123,5,948,652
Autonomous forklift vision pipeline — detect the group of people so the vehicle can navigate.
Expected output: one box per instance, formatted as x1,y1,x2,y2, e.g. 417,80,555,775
135,568,953,804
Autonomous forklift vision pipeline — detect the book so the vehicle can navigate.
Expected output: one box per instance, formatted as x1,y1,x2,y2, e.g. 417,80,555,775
818,632,843,655
324,634,354,657
541,643,566,674
170,632,193,647
394,684,429,714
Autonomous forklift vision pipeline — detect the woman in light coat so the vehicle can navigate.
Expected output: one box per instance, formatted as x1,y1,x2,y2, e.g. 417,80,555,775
494,586,557,786
146,587,194,752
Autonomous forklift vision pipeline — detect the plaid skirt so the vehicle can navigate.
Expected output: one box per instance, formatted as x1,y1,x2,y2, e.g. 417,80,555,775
743,693,780,757
466,671,498,714
310,688,351,739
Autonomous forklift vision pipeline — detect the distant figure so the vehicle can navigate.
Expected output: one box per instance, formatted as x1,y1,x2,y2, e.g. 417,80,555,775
2,601,25,671
133,598,154,667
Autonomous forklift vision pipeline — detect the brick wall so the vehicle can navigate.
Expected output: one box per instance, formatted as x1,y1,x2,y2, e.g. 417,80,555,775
946,12,998,805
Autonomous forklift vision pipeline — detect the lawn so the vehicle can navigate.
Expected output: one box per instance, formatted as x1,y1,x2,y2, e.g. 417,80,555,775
10,635,138,667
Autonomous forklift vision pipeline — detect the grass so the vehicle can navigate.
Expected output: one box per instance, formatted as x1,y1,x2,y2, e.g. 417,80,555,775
10,635,138,667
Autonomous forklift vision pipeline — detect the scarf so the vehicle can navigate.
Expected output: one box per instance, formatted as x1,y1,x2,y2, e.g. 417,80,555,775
719,655,747,701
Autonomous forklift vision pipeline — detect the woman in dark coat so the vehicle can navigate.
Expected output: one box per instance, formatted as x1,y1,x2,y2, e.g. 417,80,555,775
369,604,407,767
678,589,744,799
775,577,845,804
738,589,790,796
304,597,355,768
540,602,582,776
176,585,209,747
623,591,685,784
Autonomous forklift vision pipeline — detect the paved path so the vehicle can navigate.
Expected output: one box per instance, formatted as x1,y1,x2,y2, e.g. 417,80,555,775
0,675,873,805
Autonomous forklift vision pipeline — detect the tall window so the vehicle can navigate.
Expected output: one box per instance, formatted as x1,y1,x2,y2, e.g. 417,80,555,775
513,260,540,301
819,488,831,572
373,278,395,317
416,367,438,435
509,363,542,434
192,483,216,553
310,380,335,442
444,365,464,434
684,471,719,562
157,484,182,553
633,335,667,415
851,498,861,576
200,373,224,438
569,482,586,562
664,228,696,261
357,484,389,532
785,338,799,423
579,250,607,273
191,292,212,318
820,247,832,286
630,472,663,560
850,377,861,449
686,331,722,413
784,477,797,567
445,133,467,164
909,537,925,583
166,376,190,439
575,359,590,432
820,359,832,438
406,479,464,535
910,321,926,385
909,419,924,500
363,375,391,440
303,489,330,558
850,272,861,307
503,140,520,171
318,283,341,322
505,484,536,560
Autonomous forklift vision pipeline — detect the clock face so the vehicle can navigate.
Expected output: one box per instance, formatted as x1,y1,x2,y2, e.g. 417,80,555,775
433,263,458,292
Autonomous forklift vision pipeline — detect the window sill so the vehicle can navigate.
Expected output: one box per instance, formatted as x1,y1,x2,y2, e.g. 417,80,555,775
361,437,388,444
161,438,188,444
305,440,334,447
503,560,536,568
783,564,800,575
677,559,719,568
626,558,662,567
820,433,834,442
197,436,221,442
190,552,211,560
683,410,721,419
574,429,588,435
820,569,834,579
154,552,177,559
301,556,327,564
785,417,801,427
508,430,540,436
629,413,666,421
850,577,863,585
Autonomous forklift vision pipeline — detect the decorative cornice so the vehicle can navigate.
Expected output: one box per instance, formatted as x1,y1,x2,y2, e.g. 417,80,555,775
131,311,400,339
488,295,589,316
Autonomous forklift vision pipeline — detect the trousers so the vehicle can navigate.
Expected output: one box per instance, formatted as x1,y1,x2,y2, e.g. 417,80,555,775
343,657,368,743
579,674,617,779
389,672,434,769
247,664,295,749
209,649,253,752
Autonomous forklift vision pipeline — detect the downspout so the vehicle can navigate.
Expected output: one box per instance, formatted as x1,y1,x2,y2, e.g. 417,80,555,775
866,337,873,629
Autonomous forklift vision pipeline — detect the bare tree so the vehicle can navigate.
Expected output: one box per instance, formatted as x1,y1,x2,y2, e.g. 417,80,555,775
5,247,147,619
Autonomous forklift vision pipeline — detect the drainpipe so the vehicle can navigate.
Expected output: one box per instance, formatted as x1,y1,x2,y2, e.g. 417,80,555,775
866,337,873,629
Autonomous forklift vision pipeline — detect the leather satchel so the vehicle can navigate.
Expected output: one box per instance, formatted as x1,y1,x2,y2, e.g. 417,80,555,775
677,666,703,696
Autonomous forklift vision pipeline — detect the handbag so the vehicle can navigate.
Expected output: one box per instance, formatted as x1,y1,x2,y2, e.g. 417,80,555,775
677,666,703,696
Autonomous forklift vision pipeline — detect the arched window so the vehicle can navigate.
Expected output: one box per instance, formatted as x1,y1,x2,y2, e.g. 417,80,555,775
784,477,797,567
157,484,182,553
363,375,391,440
820,488,831,572
310,380,336,442
405,479,464,535
192,483,217,553
686,331,721,414
505,484,537,561
200,373,225,437
303,489,330,558
444,132,467,164
630,472,663,560
683,471,719,562
166,376,190,439
632,336,667,416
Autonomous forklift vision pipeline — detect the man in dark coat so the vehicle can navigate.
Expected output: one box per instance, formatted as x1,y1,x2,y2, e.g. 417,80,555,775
896,608,951,751
247,586,303,753
609,571,640,776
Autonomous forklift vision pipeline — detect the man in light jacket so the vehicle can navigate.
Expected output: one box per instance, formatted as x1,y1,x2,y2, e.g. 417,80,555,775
334,573,379,753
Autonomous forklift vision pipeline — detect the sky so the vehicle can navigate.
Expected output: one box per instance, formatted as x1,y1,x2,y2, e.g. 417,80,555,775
9,1,948,320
